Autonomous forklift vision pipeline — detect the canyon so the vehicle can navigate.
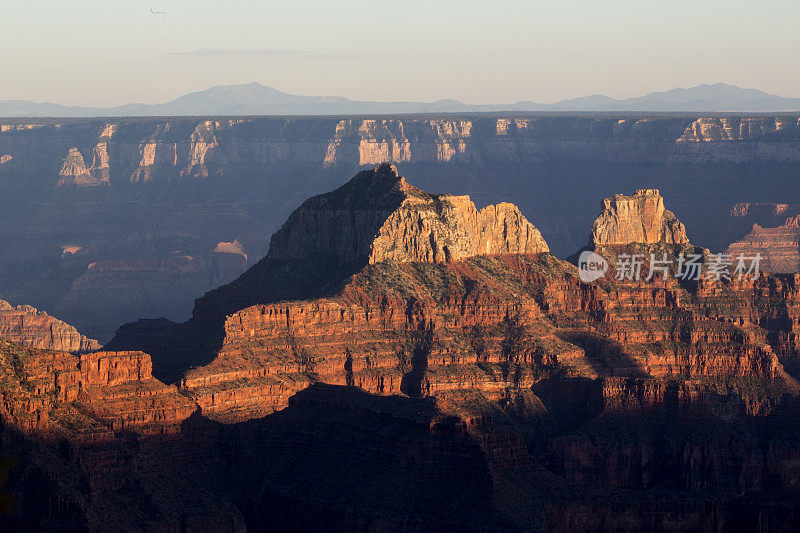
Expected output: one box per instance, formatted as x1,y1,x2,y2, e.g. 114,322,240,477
1,166,800,530
3,114,800,342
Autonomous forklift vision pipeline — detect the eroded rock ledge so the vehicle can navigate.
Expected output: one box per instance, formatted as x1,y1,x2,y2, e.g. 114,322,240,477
0,299,100,353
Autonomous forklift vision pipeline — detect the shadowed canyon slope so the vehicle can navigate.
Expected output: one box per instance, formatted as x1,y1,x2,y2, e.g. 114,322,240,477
2,114,800,343
3,168,800,530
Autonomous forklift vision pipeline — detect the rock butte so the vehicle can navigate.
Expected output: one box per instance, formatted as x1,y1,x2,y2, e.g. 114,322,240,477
106,167,799,424
591,189,689,247
2,166,800,530
267,163,549,266
212,239,247,260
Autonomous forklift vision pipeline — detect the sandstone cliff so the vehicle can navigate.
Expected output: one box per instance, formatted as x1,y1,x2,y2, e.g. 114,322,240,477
7,116,799,182
727,219,800,273
0,299,100,353
0,339,194,434
56,147,109,188
591,189,689,246
267,163,548,266
675,117,795,142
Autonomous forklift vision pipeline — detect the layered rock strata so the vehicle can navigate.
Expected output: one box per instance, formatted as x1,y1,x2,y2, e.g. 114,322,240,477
119,170,792,423
590,189,689,246
0,299,100,353
5,114,800,342
0,339,194,434
727,219,800,273
188,164,547,324
267,163,548,265
3,168,800,531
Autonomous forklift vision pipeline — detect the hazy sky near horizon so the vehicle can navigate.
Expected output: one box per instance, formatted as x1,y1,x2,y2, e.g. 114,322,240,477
3,0,798,106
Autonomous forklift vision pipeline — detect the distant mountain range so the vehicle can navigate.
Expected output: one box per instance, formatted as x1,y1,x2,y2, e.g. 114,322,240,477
2,82,800,117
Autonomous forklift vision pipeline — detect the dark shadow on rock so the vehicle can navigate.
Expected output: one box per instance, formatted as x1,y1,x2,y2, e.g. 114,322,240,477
400,328,433,397
344,349,354,387
104,258,364,384
104,164,411,383
556,330,650,378
103,316,226,384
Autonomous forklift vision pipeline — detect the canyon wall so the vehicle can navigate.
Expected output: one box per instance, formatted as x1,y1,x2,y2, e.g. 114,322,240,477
0,299,99,353
2,170,800,530
2,115,800,340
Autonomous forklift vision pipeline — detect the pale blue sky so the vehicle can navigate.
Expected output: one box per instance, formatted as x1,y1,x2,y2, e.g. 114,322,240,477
2,0,797,106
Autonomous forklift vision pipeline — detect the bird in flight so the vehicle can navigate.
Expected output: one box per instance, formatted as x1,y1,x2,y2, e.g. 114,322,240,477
150,8,166,19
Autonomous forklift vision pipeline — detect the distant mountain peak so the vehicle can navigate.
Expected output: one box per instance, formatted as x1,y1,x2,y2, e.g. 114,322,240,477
2,82,799,117
204,82,284,94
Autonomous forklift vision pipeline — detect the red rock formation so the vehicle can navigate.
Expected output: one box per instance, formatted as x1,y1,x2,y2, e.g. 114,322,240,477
591,189,689,246
1,166,800,531
0,299,100,353
168,172,794,424
0,339,195,435
181,256,583,421
727,221,800,273
267,163,548,266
